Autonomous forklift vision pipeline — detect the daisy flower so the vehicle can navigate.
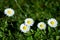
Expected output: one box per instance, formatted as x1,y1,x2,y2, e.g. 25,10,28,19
4,8,14,17
37,22,46,30
25,18,34,26
48,18,58,28
20,24,30,33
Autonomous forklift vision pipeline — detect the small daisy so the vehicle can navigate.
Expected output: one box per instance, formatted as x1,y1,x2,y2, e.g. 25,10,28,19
4,8,14,17
20,24,30,33
48,18,58,28
37,22,46,30
25,18,34,26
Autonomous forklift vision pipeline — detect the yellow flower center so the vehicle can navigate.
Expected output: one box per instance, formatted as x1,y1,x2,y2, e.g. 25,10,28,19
23,26,27,30
27,20,31,24
40,24,44,28
7,10,12,14
50,21,55,25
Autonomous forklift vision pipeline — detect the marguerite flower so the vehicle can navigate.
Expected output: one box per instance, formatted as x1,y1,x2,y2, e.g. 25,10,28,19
48,18,58,28
20,24,30,33
25,18,34,26
37,22,46,30
4,8,14,17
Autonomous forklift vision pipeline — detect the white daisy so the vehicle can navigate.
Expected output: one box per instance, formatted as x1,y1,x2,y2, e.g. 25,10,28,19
4,8,14,17
25,18,34,26
48,18,58,28
20,24,30,33
37,22,46,30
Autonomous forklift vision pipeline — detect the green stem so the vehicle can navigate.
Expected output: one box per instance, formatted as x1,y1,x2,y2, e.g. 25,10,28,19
14,0,25,14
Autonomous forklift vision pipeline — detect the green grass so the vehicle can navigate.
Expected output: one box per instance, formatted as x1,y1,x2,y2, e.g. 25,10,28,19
0,0,60,40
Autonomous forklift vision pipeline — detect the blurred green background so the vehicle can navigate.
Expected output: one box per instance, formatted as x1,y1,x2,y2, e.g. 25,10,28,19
0,0,60,40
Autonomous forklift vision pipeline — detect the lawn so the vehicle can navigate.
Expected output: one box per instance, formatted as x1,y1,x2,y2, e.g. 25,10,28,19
0,0,60,40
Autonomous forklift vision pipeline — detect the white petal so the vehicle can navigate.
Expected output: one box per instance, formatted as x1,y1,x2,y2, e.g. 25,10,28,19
48,18,58,28
37,22,46,30
25,18,34,26
4,8,14,17
20,24,30,33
